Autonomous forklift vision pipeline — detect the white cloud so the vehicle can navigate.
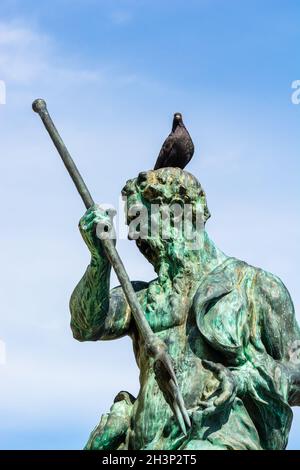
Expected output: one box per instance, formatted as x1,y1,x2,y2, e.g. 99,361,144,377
0,22,40,45
0,21,50,82
0,18,161,108
0,20,106,87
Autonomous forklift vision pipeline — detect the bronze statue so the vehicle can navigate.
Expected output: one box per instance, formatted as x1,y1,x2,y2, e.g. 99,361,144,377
33,100,300,450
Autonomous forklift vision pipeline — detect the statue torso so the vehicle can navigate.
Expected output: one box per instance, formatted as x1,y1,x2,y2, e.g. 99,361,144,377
128,277,220,450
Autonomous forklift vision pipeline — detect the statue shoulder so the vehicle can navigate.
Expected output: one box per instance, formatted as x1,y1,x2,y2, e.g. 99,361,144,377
194,257,252,308
249,266,298,360
198,257,296,323
252,266,294,307
192,257,298,363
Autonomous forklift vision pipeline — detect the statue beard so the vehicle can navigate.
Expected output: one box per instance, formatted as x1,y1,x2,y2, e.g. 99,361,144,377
135,235,189,276
135,237,163,270
136,236,196,312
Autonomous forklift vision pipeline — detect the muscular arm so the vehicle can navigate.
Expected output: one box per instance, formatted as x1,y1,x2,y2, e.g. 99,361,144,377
70,259,128,342
69,205,147,341
226,270,300,408
194,261,300,413
228,270,300,407
257,270,300,406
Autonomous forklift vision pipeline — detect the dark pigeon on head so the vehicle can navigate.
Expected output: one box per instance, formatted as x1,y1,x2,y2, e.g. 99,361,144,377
154,113,194,170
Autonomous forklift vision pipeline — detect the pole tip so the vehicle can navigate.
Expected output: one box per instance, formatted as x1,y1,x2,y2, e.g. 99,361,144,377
32,98,47,113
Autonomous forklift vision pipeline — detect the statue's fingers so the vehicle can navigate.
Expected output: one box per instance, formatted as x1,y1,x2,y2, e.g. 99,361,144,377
214,388,233,407
81,214,105,230
83,210,96,222
213,369,235,407
202,359,224,376
82,209,111,227
201,404,216,418
95,217,115,236
81,220,94,231
198,399,214,408
105,207,117,218
81,205,106,223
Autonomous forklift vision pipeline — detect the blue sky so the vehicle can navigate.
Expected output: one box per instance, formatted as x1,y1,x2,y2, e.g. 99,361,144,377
0,0,299,450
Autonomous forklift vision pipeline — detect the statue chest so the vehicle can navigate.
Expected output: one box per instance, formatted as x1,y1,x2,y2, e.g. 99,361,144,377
141,279,196,333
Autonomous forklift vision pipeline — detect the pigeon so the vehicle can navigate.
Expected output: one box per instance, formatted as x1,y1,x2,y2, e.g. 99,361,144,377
154,113,194,170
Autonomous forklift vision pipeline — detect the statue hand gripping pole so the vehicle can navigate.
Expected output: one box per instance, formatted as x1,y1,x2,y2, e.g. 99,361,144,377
32,99,191,435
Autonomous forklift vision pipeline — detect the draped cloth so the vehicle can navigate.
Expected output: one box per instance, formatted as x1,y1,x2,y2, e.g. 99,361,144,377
192,257,298,450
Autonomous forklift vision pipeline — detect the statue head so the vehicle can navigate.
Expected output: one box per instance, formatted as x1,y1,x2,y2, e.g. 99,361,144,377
122,168,210,271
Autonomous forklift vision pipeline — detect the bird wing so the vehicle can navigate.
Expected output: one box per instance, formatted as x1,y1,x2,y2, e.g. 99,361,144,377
154,134,176,170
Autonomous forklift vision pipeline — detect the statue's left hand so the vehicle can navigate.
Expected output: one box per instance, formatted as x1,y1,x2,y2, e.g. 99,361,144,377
199,360,238,416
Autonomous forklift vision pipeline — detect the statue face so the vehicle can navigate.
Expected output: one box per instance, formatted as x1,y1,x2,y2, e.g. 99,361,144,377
122,168,210,264
124,193,163,266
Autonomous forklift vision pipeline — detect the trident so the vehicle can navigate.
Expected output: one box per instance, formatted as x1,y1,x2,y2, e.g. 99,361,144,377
32,99,191,435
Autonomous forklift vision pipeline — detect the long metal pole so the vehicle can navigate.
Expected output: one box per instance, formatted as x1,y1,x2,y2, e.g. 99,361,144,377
32,99,190,435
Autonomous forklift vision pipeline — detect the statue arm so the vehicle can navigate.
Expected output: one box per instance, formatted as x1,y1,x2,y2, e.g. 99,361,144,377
69,205,147,341
224,270,300,407
228,271,300,407
70,258,126,342
257,270,300,406
195,264,300,418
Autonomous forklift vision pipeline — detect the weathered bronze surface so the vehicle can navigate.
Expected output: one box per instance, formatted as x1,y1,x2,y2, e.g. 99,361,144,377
70,168,300,450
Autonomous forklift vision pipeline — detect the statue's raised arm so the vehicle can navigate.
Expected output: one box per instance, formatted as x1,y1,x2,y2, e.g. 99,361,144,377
32,99,191,437
70,205,148,341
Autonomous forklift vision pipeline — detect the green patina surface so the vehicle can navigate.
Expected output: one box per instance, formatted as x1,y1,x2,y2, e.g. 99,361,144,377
69,168,300,450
